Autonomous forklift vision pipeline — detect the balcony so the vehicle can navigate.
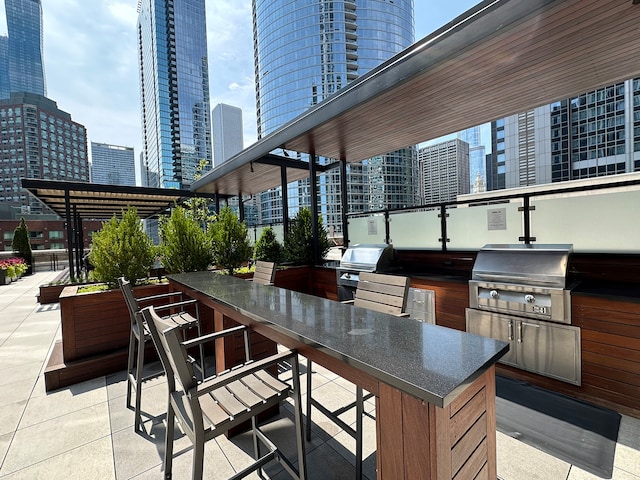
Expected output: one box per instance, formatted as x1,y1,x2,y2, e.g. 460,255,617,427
1,272,639,479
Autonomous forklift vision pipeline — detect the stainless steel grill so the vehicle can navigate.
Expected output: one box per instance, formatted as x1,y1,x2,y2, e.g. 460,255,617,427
469,243,573,323
466,244,581,385
336,244,396,301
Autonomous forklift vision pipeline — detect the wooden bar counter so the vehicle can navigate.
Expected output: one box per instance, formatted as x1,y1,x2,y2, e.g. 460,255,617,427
169,271,508,480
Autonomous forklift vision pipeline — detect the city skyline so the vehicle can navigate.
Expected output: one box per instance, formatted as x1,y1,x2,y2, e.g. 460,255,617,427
0,0,483,184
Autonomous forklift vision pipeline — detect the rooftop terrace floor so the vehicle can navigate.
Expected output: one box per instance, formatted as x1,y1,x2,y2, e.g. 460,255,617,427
1,271,639,479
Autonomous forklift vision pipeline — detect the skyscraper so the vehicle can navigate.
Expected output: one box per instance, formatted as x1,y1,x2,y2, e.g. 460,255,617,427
458,127,486,192
418,139,470,204
212,103,243,165
0,0,46,99
488,78,640,190
90,142,136,186
0,92,88,215
137,0,212,190
252,0,416,231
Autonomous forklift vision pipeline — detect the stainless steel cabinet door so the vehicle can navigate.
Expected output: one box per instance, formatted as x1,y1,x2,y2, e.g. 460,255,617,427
465,309,517,366
518,318,581,385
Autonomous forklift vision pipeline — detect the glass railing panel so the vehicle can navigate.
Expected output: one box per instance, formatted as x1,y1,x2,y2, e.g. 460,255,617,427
348,215,386,245
250,224,285,246
447,202,524,249
388,210,441,248
531,190,640,252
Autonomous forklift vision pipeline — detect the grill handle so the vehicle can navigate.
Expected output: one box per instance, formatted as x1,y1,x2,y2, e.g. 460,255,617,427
518,321,540,343
508,320,513,341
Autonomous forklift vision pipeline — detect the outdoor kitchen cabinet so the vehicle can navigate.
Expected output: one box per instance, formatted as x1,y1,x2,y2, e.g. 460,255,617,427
466,309,581,386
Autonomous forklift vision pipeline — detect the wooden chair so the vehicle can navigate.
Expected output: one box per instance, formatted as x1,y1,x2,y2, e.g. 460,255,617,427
141,305,307,480
252,260,276,285
306,272,410,479
118,277,205,432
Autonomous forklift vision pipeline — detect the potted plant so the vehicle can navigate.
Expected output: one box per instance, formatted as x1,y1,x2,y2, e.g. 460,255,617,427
254,227,284,264
88,206,156,287
159,205,213,273
11,218,32,275
284,207,330,265
210,205,252,275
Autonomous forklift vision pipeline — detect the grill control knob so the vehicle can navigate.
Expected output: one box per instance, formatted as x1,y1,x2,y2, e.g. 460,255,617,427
525,294,536,303
490,290,499,299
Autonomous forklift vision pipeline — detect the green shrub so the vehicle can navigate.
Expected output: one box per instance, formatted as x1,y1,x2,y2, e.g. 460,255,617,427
88,207,156,287
159,205,213,273
284,207,330,265
12,218,32,272
254,227,283,263
210,205,252,275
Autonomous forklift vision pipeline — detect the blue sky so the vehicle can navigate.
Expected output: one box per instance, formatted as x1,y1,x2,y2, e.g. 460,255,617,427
1,0,485,179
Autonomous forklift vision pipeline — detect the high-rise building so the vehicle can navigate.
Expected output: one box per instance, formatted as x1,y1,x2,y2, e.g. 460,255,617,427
90,142,135,186
488,78,640,190
0,0,46,99
418,139,470,204
252,0,416,231
0,92,88,215
458,127,487,192
212,103,243,165
137,0,212,190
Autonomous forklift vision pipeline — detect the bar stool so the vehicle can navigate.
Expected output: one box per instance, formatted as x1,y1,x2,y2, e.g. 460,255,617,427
306,272,410,479
118,277,205,432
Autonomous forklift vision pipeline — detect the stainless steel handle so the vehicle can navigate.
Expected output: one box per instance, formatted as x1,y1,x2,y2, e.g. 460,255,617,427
508,320,513,341
521,322,541,328
517,322,522,343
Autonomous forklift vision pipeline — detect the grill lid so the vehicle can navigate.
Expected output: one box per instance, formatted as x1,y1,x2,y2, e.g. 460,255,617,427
339,243,395,272
471,244,573,288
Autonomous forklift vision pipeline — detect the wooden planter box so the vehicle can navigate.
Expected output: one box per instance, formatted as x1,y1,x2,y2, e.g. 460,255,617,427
44,282,175,391
37,282,101,304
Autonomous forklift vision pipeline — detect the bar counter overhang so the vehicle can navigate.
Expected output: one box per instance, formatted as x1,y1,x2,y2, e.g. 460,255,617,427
168,271,509,479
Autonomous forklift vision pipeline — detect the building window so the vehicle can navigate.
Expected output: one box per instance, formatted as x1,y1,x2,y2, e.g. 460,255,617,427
48,230,64,239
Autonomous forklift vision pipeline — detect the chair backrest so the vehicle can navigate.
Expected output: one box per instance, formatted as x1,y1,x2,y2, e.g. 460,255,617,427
142,306,197,393
354,272,410,316
253,261,276,285
118,276,140,327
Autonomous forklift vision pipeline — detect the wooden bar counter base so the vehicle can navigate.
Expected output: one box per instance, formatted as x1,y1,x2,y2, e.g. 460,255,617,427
168,272,507,480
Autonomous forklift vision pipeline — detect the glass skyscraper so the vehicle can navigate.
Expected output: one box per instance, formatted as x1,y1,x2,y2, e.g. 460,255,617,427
137,0,212,190
252,0,416,232
90,142,136,187
0,0,46,99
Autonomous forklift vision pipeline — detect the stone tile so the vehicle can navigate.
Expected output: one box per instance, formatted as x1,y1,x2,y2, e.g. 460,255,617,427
1,403,111,475
108,380,168,434
0,431,13,466
0,378,37,407
0,361,42,388
615,414,640,476
497,431,571,480
19,376,107,428
329,412,377,480
568,465,640,480
0,436,115,480
0,400,27,437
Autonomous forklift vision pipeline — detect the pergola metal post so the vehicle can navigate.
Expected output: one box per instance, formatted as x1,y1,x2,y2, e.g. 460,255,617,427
340,159,349,247
64,189,75,277
309,153,320,265
238,194,245,222
73,206,83,278
280,165,289,234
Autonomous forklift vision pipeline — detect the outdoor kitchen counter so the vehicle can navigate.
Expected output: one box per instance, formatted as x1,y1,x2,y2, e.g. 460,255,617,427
572,281,640,304
169,271,509,479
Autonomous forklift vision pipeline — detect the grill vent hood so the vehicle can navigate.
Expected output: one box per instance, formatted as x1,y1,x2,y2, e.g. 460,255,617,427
471,244,573,289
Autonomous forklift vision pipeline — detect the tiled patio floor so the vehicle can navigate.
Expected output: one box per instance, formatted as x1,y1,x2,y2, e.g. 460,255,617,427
0,271,638,479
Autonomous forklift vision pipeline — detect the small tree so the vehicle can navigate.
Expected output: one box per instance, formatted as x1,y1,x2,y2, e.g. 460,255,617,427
159,205,213,273
12,218,32,274
89,207,156,287
254,227,284,263
210,205,252,275
284,207,330,265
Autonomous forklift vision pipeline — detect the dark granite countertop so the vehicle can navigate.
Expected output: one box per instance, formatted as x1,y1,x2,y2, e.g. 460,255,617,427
572,282,640,304
169,271,508,407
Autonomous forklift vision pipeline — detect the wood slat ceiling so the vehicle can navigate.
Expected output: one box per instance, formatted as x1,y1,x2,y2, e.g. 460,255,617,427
193,0,640,196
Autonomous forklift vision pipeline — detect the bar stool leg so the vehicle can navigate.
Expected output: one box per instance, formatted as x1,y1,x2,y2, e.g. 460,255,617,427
134,333,146,431
355,387,364,480
305,358,313,442
126,329,136,409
